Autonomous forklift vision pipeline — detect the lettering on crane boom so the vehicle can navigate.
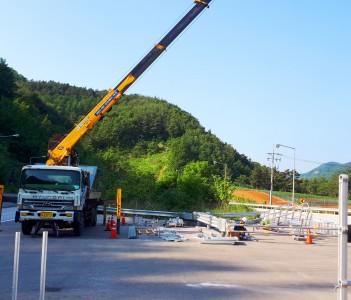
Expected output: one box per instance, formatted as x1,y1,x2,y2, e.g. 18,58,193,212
94,90,120,116
76,116,91,130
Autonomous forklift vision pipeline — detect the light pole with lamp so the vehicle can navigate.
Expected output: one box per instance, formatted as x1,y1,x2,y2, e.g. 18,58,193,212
276,144,296,205
213,161,228,179
30,156,46,165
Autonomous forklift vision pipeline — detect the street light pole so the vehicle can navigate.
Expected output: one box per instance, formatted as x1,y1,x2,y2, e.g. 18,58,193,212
276,144,296,205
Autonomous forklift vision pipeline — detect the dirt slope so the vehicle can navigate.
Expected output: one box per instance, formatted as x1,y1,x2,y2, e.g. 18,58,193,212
233,189,288,205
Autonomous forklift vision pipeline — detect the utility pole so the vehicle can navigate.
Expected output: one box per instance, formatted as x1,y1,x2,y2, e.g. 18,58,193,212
276,144,296,205
267,144,281,205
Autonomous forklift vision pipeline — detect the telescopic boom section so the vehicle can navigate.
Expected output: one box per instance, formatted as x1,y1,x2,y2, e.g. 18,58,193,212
46,0,212,166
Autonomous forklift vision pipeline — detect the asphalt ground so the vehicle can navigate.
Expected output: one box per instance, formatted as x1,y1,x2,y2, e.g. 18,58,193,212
0,209,350,299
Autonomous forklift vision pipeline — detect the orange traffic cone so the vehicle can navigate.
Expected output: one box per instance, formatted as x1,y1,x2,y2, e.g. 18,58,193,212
105,217,111,231
110,219,117,239
306,228,313,244
121,214,126,225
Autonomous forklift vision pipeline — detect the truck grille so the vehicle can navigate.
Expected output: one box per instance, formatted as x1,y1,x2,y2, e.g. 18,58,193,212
23,198,74,210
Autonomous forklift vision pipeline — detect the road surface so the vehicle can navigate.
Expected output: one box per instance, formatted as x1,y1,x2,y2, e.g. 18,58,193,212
0,205,350,300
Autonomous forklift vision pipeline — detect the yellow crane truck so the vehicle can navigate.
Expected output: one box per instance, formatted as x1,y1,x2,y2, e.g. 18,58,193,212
15,0,213,236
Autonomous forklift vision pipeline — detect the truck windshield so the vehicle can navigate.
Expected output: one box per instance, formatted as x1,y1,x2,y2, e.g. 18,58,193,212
20,169,81,191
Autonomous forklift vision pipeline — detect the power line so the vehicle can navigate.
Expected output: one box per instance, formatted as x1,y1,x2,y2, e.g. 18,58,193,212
280,155,346,168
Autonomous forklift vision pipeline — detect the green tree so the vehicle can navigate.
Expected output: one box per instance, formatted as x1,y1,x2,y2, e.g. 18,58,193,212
0,58,16,99
212,175,235,208
177,161,213,210
250,163,270,189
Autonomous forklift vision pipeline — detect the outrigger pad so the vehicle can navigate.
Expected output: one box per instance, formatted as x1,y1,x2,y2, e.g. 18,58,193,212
32,221,59,238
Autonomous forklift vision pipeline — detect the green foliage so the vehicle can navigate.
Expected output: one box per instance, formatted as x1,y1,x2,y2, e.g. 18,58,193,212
0,58,16,99
249,163,270,189
212,176,235,208
212,203,255,214
176,161,212,209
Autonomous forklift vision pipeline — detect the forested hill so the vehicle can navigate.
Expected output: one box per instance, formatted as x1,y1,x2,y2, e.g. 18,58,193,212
1,59,349,208
0,58,254,210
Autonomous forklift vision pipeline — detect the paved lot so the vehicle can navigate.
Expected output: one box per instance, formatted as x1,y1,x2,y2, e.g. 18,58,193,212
0,209,350,300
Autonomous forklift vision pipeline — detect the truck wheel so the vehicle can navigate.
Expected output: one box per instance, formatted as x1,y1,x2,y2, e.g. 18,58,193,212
84,213,92,227
73,213,84,236
91,207,97,227
22,221,34,235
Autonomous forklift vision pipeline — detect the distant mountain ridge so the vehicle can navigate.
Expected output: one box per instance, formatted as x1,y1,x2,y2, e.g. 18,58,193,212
300,162,351,179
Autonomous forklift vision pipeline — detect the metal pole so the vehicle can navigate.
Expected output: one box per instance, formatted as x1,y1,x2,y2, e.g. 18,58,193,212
276,144,295,205
292,148,295,205
338,174,348,300
39,231,48,300
269,145,275,205
12,232,20,300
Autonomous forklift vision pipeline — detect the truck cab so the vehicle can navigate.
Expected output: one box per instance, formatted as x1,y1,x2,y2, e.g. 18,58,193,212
15,165,101,236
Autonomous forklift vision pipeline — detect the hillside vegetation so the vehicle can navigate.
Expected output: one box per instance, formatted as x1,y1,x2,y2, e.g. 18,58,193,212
300,162,351,179
0,58,350,210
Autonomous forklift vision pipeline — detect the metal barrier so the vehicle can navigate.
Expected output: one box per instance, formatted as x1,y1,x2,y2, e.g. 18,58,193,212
259,203,312,227
100,204,341,240
100,206,192,220
193,212,254,234
231,202,351,215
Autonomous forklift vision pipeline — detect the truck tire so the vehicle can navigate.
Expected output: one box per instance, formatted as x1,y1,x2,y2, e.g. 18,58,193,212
22,221,34,235
73,213,84,236
91,207,97,227
84,211,92,227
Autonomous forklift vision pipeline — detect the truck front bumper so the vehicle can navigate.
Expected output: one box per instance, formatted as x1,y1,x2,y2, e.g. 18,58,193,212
15,210,75,223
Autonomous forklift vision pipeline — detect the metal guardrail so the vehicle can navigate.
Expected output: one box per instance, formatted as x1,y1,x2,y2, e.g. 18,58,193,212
100,206,258,222
230,202,351,215
217,212,259,218
194,212,227,232
99,206,193,220
193,212,255,233
100,205,340,240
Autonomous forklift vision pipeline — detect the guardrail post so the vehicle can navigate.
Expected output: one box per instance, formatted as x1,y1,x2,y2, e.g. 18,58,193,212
338,174,349,299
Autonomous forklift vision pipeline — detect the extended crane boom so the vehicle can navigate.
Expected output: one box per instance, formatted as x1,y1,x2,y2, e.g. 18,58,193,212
47,0,212,166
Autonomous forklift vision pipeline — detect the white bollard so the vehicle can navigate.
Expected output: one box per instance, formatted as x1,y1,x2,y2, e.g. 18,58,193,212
12,232,20,300
39,231,48,300
338,174,350,300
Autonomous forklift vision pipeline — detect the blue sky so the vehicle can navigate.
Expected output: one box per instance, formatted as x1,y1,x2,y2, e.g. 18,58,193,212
1,0,350,173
